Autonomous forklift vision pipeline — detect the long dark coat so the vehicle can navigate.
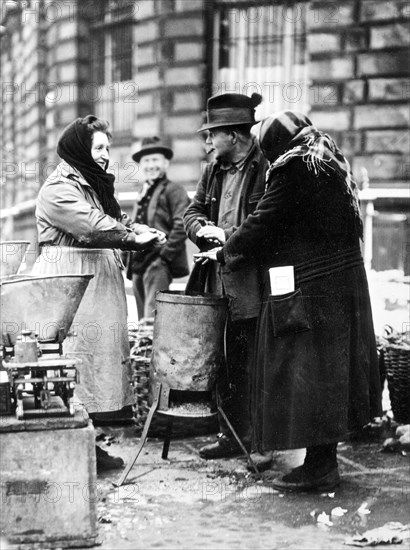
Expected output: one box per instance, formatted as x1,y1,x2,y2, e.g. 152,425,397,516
221,157,382,449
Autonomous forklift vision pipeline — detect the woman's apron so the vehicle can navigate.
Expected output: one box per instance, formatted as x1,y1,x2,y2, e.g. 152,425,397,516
32,246,133,413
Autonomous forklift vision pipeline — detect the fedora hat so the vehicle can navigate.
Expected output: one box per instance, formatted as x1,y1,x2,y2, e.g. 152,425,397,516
198,93,262,132
132,136,173,163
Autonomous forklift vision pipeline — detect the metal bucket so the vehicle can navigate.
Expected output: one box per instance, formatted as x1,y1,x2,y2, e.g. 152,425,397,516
150,291,228,414
0,241,31,280
1,274,94,345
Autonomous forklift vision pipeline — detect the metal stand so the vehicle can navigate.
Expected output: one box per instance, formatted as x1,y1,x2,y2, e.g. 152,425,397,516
113,383,162,487
114,383,261,487
216,394,261,479
162,415,174,460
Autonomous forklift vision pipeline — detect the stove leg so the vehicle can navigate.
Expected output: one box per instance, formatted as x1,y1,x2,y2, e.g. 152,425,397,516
113,382,161,487
162,416,174,459
217,401,261,479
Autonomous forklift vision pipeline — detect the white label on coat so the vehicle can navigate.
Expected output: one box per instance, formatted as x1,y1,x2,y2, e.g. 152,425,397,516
269,266,295,296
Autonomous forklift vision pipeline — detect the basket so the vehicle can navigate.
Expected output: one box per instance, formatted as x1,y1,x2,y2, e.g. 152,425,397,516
129,319,154,431
384,343,410,424
131,355,151,430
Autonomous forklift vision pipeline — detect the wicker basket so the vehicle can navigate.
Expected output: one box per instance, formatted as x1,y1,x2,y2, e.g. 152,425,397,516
129,319,154,431
131,355,151,430
384,343,410,424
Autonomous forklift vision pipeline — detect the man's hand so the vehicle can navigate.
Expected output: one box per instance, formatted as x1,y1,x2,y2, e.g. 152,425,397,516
153,229,167,247
193,247,222,264
197,225,225,245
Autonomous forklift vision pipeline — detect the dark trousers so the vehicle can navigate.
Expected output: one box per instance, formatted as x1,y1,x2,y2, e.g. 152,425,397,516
132,260,172,319
217,317,257,444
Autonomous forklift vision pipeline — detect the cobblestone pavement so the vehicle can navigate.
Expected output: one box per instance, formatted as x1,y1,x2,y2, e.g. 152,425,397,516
90,422,410,550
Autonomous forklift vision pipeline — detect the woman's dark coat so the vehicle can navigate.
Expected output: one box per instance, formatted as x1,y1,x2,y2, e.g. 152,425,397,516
220,157,382,450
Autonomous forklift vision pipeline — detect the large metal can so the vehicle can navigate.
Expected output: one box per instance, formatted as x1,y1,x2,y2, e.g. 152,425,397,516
150,291,228,412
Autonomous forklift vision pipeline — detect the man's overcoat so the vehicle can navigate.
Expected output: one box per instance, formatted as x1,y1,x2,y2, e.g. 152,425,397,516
184,146,269,320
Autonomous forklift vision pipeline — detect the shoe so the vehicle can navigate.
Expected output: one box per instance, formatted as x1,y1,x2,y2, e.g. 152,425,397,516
199,433,250,459
95,445,124,472
271,465,340,492
247,451,274,472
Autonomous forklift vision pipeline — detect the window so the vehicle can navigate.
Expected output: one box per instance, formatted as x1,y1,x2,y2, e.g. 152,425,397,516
89,0,135,134
213,3,309,119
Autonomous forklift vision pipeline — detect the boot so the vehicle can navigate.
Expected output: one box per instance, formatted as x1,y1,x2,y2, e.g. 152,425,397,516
271,443,340,492
199,433,251,459
95,445,124,472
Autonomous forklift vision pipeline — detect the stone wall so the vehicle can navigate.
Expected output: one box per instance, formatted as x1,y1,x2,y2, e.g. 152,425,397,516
130,0,207,193
308,0,409,188
0,0,47,212
0,0,93,241
44,0,93,166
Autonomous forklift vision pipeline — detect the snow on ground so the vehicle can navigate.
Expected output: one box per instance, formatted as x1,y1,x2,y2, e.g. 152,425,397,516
367,269,409,337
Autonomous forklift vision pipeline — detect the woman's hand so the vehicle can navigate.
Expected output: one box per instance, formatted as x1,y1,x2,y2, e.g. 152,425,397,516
131,223,156,235
125,231,159,250
193,247,222,264
130,225,167,247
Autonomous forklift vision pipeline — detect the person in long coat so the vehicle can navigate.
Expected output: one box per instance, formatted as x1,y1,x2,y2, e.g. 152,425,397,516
34,115,164,470
197,111,382,491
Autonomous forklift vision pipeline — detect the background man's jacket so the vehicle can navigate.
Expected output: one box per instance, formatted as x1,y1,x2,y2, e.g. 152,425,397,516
127,176,190,278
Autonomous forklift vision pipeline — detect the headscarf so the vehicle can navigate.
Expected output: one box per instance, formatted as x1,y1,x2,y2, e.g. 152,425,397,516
57,115,121,220
257,110,363,238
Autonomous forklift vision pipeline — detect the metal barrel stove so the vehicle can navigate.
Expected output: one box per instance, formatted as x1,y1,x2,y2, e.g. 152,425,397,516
115,291,231,486
150,291,228,417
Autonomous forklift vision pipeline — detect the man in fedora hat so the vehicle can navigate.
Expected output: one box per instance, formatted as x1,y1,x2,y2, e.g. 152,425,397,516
184,93,269,460
127,136,190,319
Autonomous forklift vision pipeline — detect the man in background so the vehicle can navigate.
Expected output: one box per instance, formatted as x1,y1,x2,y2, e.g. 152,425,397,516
127,137,190,319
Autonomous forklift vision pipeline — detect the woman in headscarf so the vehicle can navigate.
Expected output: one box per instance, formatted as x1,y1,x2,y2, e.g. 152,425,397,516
34,115,165,471
196,111,382,491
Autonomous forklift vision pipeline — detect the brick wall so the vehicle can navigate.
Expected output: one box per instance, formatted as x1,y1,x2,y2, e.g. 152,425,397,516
0,0,95,241
44,0,93,167
131,0,207,193
0,1,47,211
308,0,410,188
0,1,48,241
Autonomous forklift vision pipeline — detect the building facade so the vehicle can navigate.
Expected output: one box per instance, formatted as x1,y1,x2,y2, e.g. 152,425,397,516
1,0,409,272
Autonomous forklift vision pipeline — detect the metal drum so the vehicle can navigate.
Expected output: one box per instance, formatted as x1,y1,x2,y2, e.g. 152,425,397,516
150,291,228,416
